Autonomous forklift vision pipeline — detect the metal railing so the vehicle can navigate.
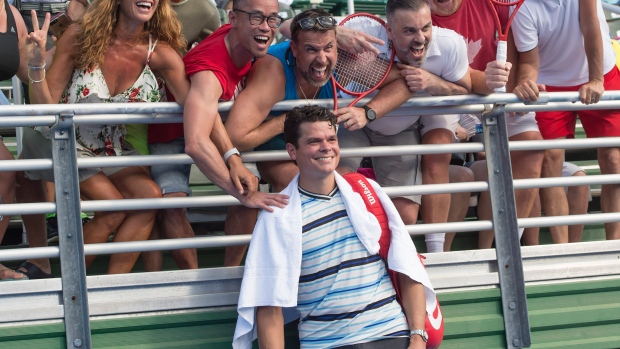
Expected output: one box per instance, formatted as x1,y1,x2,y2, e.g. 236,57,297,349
2,92,620,348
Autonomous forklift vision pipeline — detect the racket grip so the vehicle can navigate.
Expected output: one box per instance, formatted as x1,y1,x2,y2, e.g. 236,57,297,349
494,40,507,93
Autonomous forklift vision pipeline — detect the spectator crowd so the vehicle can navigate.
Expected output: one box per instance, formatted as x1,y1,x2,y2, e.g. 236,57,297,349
2,0,619,346
0,0,618,329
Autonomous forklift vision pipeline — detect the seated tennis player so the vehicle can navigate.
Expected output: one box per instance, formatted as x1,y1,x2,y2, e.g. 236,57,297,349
232,105,437,349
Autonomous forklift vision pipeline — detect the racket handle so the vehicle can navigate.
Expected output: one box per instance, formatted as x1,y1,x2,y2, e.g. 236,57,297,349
494,40,507,93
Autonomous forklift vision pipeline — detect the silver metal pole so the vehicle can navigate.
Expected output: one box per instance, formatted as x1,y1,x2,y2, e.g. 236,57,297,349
51,113,92,349
346,0,354,15
483,105,531,348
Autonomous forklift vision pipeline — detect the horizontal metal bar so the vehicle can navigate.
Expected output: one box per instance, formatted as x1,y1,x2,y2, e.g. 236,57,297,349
3,91,620,119
0,158,53,172
3,210,620,262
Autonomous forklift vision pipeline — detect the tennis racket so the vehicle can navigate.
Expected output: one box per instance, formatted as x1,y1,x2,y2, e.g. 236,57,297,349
487,0,525,92
331,13,394,110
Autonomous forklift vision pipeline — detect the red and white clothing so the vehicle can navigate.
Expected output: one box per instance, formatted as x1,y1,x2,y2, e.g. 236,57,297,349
431,0,507,72
148,24,249,144
512,0,616,86
512,0,620,139
431,0,538,138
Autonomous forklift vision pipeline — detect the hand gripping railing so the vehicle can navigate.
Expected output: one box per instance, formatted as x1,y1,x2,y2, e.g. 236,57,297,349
2,91,620,349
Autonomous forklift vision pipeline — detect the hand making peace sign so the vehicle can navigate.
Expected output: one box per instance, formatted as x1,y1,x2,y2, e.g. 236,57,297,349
26,10,50,68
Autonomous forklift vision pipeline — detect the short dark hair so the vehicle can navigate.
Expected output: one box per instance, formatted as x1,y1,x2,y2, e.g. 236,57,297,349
385,0,428,22
290,8,336,42
284,105,338,148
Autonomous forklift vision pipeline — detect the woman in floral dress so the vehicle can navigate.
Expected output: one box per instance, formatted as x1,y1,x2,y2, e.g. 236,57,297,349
20,0,190,274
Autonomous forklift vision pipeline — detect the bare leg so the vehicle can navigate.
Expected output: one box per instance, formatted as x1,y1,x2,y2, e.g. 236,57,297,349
473,132,545,248
393,198,420,226
522,194,540,246
158,198,198,269
566,171,589,242
44,181,55,202
0,144,23,280
444,165,474,252
79,167,161,273
539,147,569,243
597,147,620,240
420,129,452,252
15,170,51,274
106,168,162,274
142,222,164,272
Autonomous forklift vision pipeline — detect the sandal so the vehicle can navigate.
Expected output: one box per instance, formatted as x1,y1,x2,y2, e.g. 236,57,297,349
0,268,29,281
15,261,53,279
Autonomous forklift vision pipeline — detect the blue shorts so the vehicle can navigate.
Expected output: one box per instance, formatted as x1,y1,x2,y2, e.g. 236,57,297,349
149,137,191,196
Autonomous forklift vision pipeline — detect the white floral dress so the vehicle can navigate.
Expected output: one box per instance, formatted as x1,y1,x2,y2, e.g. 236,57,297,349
36,36,161,156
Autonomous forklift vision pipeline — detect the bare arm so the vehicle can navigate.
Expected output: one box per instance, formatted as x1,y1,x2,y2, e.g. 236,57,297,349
184,71,288,210
579,0,604,104
26,13,78,104
256,306,285,349
513,47,541,102
397,273,427,349
150,44,190,105
397,63,471,96
225,56,287,151
334,66,414,131
12,5,29,83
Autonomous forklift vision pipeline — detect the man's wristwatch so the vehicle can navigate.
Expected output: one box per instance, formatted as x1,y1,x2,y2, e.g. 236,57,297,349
361,105,376,123
410,329,428,342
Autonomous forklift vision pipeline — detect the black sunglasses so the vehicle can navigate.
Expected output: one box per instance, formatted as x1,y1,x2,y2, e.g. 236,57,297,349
233,9,284,28
297,16,337,30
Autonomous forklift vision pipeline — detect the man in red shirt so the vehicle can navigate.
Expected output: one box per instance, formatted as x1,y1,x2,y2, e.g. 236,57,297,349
429,0,545,249
182,0,289,266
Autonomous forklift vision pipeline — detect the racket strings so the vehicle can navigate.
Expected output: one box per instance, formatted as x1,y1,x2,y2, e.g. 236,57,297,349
336,49,391,93
335,15,393,94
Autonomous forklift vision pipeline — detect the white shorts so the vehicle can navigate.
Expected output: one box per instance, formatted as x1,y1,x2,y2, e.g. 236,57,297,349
506,112,539,138
419,114,459,137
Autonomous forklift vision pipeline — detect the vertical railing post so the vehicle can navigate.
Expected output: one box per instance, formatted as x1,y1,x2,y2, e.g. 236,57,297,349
482,105,531,348
51,113,92,349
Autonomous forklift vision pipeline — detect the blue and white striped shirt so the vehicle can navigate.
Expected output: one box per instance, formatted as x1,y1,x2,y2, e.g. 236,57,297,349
297,186,409,349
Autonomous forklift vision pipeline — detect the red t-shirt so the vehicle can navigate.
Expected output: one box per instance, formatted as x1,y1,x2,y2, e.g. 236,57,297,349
149,24,251,144
431,0,508,71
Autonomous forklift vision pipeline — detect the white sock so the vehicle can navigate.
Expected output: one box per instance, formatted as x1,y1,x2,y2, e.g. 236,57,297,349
425,233,445,253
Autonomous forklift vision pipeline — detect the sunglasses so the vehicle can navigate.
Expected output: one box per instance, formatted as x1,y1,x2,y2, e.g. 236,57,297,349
297,16,337,30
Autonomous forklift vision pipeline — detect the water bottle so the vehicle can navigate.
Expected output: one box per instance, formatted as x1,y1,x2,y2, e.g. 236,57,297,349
475,120,483,135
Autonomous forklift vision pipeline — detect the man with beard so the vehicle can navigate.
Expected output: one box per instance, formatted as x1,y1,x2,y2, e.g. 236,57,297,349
428,0,545,249
337,0,471,253
182,0,290,266
226,8,415,193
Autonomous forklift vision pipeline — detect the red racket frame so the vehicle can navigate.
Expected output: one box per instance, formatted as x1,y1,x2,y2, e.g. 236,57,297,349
330,13,395,110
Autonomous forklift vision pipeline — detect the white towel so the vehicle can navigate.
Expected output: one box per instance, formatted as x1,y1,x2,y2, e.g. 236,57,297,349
232,172,436,349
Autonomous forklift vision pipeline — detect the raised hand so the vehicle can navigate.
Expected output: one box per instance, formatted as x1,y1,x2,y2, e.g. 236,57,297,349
336,26,384,56
485,60,512,91
26,10,50,67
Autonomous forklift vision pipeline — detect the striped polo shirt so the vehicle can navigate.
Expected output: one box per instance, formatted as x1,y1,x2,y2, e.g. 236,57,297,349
297,186,409,349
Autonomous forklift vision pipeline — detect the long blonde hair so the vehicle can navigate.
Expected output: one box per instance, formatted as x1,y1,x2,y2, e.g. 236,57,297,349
74,0,186,69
